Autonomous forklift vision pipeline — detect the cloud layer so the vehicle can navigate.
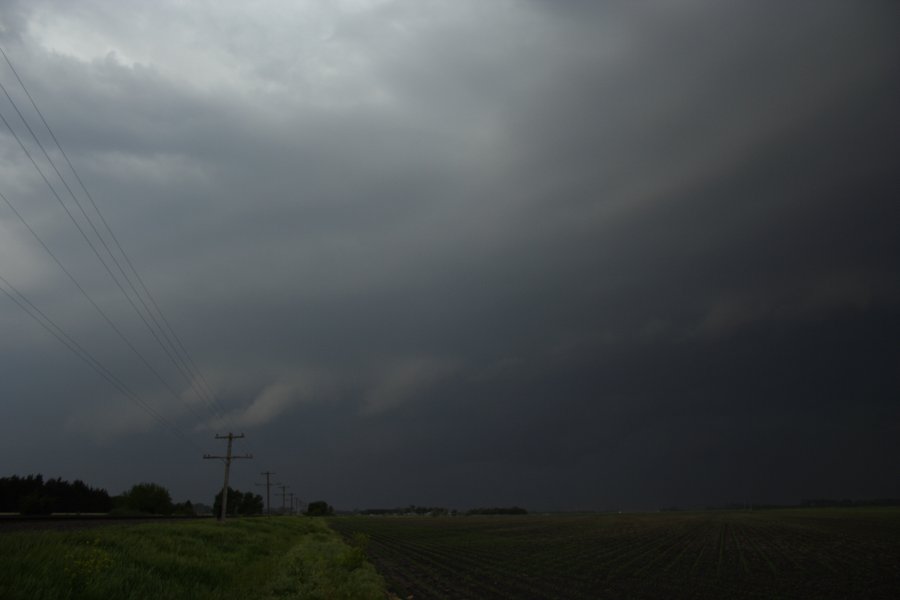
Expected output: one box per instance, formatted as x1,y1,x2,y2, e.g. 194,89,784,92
1,0,898,509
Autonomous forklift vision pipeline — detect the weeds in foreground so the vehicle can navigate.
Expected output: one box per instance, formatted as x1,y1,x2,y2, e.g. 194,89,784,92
0,518,388,600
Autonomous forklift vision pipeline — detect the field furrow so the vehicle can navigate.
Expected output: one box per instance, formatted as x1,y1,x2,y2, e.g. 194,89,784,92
329,509,900,600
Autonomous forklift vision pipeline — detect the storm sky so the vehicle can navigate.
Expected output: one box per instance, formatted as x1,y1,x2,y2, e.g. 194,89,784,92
0,0,898,511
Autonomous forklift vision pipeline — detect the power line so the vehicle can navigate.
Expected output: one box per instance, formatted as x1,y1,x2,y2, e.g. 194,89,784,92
0,46,259,459
0,273,206,454
0,46,230,422
0,51,230,430
0,100,218,423
0,189,212,424
0,107,195,390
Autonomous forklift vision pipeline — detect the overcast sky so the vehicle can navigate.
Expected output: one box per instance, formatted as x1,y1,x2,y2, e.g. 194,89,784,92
0,0,898,511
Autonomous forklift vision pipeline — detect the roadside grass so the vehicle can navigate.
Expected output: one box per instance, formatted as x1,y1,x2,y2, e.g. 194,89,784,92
264,530,386,600
0,517,388,600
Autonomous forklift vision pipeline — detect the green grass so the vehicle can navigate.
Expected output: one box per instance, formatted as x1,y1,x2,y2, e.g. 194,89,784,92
0,517,388,600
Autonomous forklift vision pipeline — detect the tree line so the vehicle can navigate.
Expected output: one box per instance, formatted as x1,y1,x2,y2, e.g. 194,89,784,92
359,505,452,516
357,505,529,516
466,506,528,515
213,487,264,517
0,474,111,514
0,474,264,516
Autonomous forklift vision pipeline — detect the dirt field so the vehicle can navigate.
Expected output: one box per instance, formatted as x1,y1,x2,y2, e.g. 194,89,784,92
330,508,900,599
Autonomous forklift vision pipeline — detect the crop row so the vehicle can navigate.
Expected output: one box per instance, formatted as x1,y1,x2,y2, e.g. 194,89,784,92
329,509,900,599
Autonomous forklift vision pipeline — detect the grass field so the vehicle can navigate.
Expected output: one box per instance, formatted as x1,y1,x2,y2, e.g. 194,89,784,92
329,508,900,599
0,517,387,600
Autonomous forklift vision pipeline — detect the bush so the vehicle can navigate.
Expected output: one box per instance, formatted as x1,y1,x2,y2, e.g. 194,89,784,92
122,483,173,515
172,501,195,516
305,501,334,516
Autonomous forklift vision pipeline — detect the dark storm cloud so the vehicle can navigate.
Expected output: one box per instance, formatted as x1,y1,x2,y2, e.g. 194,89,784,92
0,0,898,509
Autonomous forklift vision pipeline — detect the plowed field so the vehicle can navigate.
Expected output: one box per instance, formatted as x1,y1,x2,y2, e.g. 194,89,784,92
329,508,900,599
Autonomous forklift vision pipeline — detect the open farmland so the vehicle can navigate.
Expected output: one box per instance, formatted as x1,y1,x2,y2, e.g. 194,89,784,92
329,508,900,599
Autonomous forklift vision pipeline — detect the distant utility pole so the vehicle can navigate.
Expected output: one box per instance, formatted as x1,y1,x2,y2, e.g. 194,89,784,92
203,433,252,521
287,492,295,515
256,471,276,516
277,484,289,515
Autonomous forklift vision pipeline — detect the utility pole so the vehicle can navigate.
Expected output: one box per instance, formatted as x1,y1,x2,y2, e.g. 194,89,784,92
203,433,252,521
277,484,289,515
256,471,276,516
287,492,295,515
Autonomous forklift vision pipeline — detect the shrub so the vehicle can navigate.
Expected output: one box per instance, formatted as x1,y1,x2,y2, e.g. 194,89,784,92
122,483,173,515
305,501,334,516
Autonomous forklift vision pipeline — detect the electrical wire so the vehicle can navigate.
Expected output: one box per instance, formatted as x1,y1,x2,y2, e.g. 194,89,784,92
0,273,207,454
0,49,232,421
0,47,258,458
0,188,212,425
0,83,222,419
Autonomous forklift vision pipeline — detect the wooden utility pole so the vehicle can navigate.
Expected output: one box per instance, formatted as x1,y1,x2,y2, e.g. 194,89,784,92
203,433,252,521
277,484,289,515
256,471,277,516
287,492,295,515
